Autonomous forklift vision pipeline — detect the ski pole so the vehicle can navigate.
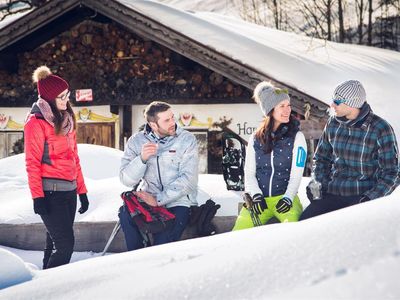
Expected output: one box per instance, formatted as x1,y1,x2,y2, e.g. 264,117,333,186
250,209,262,226
101,220,121,256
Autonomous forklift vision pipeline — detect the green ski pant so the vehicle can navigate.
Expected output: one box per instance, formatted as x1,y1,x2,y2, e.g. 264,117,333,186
232,194,303,231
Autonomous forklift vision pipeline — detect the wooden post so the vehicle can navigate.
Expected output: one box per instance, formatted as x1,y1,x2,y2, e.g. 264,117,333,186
118,105,124,150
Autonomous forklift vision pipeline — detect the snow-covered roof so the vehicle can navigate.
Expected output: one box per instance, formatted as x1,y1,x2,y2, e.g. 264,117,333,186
0,10,32,30
120,0,400,137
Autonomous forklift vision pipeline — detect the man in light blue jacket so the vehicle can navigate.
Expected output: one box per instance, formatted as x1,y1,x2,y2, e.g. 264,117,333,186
119,101,198,250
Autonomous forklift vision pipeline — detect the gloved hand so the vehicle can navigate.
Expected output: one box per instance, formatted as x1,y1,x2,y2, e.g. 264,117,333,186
358,195,370,203
306,179,322,202
78,194,89,214
33,197,48,215
252,193,267,215
276,197,292,214
306,185,314,201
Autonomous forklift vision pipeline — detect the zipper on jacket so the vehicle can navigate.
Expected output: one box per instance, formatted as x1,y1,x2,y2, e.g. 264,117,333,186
356,181,359,195
269,150,274,197
360,124,370,181
156,156,164,191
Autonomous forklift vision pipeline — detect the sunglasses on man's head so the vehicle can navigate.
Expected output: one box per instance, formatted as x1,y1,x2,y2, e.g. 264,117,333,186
333,98,346,106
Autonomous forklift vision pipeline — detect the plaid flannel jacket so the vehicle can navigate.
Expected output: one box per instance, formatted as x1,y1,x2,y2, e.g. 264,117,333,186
313,103,400,200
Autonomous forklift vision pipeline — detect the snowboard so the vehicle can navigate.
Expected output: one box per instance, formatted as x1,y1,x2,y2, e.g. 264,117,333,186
221,132,246,191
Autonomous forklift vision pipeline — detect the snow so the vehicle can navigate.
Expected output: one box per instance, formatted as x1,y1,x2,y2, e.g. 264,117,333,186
0,144,400,298
0,248,34,290
0,10,32,30
0,193,400,298
156,0,240,17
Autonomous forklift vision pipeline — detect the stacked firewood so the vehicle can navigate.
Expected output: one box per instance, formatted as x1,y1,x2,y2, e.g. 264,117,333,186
0,20,250,105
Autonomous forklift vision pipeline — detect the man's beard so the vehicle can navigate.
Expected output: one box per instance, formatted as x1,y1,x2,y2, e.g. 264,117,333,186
158,125,175,137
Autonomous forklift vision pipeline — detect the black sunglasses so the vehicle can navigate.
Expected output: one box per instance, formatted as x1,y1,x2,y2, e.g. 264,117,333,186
57,90,71,101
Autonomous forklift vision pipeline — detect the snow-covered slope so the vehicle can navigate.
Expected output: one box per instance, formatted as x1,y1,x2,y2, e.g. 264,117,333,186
0,192,399,299
0,248,33,290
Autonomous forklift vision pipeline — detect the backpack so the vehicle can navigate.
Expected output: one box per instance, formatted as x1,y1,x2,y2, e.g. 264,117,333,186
121,191,175,235
189,199,221,237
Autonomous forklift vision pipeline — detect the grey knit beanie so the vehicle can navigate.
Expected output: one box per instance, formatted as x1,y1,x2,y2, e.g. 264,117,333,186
253,81,290,116
332,80,366,108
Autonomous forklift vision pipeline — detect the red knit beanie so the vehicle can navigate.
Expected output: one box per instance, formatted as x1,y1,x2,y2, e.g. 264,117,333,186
32,66,69,102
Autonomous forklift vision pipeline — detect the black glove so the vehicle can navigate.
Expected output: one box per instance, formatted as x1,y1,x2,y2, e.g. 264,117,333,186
33,197,48,215
358,195,370,203
78,194,89,214
306,185,314,201
252,193,267,215
276,197,292,214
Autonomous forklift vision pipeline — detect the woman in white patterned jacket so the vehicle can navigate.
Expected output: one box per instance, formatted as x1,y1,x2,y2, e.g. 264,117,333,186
233,82,307,230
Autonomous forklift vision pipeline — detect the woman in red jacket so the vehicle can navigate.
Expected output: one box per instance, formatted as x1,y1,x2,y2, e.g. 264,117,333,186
25,66,89,269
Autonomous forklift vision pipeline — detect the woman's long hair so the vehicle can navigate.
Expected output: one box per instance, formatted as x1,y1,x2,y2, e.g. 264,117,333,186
255,111,298,153
48,101,77,135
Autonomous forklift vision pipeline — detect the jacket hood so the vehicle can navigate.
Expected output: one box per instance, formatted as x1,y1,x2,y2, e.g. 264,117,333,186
30,102,42,115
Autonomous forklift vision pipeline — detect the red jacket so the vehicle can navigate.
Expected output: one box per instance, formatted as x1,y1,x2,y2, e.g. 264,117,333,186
24,113,87,199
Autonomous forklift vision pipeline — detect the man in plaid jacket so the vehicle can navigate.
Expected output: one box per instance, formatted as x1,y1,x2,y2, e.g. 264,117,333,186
301,80,400,220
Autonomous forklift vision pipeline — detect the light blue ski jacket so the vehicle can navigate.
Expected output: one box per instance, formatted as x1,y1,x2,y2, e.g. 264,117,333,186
120,124,198,208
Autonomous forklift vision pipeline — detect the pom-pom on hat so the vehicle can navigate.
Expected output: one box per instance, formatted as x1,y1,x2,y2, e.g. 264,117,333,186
32,66,69,102
253,81,290,116
332,80,366,108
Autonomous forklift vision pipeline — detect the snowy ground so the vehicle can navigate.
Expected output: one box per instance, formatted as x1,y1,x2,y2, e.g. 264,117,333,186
1,193,399,299
0,144,400,299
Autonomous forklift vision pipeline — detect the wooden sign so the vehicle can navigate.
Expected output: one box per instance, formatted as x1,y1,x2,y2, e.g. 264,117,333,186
76,89,93,102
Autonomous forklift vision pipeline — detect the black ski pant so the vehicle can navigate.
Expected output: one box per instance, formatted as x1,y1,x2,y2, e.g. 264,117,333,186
299,193,361,221
40,190,77,269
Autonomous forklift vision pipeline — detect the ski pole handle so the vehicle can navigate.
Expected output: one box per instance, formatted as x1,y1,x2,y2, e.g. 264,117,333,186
243,192,253,209
242,192,262,226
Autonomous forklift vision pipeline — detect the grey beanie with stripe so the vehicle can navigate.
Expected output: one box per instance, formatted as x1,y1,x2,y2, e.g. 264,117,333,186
253,81,290,116
333,80,366,108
